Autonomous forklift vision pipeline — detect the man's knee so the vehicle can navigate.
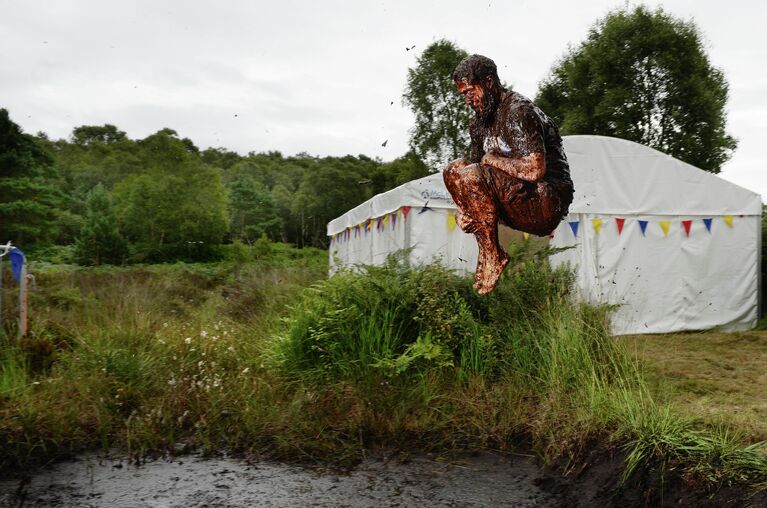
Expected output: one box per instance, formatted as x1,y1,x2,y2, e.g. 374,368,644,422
444,160,482,186
443,158,471,178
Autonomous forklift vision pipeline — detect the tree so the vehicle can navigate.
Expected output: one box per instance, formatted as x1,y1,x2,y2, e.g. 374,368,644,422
536,6,737,172
74,184,128,265
113,129,229,261
228,175,282,243
71,124,127,146
0,108,62,246
403,40,470,170
371,151,431,194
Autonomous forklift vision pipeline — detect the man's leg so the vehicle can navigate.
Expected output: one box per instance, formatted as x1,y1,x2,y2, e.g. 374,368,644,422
443,161,510,294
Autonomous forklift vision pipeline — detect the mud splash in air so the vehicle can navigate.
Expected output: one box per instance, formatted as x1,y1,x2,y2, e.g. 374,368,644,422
0,452,557,507
445,54,574,294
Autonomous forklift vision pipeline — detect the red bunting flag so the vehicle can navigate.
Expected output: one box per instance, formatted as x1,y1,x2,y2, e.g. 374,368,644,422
682,220,692,237
401,206,411,219
616,218,625,235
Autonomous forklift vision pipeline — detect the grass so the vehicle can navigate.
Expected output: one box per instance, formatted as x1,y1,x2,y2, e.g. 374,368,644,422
0,241,765,499
621,330,767,442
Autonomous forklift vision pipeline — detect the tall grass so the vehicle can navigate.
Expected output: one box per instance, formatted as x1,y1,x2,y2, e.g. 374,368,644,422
270,245,767,485
0,242,765,493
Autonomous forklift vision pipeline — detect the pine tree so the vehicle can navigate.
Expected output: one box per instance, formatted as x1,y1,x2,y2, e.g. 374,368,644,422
74,184,128,265
0,108,61,245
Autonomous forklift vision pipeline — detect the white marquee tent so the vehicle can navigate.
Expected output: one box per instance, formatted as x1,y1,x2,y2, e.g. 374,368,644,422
328,135,762,335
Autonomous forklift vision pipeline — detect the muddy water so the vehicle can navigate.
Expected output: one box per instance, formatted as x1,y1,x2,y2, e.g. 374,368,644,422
0,452,558,507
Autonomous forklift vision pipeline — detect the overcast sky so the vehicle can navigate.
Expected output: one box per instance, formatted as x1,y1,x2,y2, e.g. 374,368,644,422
2,0,765,199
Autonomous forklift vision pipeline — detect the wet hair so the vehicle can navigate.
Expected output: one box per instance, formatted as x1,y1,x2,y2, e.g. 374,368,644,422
453,54,501,89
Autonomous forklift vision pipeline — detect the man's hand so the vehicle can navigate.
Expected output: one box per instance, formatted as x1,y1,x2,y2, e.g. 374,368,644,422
481,151,546,182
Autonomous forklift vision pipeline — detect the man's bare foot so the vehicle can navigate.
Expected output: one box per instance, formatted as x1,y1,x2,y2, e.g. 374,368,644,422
476,251,510,295
456,210,478,234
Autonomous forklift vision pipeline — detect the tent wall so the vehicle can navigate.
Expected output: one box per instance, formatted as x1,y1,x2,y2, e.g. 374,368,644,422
550,213,759,334
329,206,478,274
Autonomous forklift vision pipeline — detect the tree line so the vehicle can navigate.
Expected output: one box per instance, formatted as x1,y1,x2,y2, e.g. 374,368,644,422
1,5,738,265
0,112,429,263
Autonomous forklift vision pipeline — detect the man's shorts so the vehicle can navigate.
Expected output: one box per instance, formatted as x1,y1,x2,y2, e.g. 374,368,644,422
483,164,574,236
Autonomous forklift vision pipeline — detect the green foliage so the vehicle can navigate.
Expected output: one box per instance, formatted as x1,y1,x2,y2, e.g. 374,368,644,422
113,130,229,262
271,246,575,384
0,109,63,246
74,184,128,265
403,40,470,169
6,108,434,254
1,257,766,492
536,6,737,172
228,175,282,243
370,151,431,194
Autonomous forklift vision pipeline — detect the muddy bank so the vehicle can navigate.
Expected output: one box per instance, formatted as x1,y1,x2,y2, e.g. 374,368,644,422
0,451,557,507
538,443,767,508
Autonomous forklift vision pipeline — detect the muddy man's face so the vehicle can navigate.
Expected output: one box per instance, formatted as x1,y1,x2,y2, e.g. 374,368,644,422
456,79,485,113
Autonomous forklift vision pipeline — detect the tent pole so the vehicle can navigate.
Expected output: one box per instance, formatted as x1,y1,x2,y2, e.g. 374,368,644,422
758,213,763,320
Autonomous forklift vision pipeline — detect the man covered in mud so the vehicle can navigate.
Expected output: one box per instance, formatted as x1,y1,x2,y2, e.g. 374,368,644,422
443,54,574,295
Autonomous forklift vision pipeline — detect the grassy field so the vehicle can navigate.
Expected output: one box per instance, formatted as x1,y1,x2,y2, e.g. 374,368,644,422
622,330,767,442
1,243,765,500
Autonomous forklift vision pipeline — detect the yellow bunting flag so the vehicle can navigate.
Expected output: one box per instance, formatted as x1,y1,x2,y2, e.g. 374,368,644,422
723,215,734,228
382,214,389,228
523,232,530,240
447,212,457,232
659,220,670,237
397,208,403,220
591,218,603,235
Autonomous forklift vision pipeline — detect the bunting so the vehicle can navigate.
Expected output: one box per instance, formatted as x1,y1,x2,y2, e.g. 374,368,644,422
638,220,648,237
616,218,625,235
568,221,580,237
591,218,603,235
329,212,742,249
682,220,692,237
447,212,457,232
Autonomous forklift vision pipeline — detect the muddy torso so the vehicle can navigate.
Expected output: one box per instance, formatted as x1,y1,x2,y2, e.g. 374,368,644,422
470,91,573,191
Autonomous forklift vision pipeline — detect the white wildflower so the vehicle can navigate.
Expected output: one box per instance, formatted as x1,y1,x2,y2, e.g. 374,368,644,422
184,337,192,344
241,367,250,374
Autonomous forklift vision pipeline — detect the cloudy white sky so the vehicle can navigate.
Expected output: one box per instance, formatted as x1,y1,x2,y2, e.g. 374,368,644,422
2,0,765,198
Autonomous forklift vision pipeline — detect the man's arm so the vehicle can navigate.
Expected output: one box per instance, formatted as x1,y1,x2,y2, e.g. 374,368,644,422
481,151,546,182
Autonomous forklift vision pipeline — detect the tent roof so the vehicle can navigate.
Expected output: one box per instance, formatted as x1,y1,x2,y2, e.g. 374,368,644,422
328,135,762,235
563,135,761,216
327,172,452,235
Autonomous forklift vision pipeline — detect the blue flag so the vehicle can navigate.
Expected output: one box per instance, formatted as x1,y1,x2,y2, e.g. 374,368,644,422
703,218,713,233
568,221,580,237
638,220,649,237
9,247,25,282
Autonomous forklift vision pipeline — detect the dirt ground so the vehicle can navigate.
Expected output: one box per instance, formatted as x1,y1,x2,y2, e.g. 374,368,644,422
620,329,767,442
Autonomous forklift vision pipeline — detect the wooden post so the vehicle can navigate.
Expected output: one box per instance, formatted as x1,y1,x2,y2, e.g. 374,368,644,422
19,263,27,337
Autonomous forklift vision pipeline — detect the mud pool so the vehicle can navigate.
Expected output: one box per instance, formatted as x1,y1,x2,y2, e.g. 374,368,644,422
0,452,558,507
